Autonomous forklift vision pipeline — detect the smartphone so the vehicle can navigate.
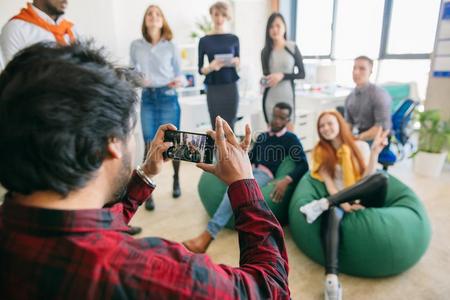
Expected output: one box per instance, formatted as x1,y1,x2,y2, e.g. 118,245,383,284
163,130,215,164
260,77,269,87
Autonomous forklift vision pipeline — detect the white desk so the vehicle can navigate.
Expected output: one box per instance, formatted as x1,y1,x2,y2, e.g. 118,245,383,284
179,94,261,136
179,95,210,131
296,88,350,111
178,88,351,151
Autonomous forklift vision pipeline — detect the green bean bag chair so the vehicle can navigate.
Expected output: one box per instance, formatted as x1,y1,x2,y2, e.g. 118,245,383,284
288,172,431,277
198,157,297,228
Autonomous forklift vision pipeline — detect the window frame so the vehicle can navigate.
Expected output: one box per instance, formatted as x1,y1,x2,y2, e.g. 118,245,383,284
291,0,437,60
290,0,337,59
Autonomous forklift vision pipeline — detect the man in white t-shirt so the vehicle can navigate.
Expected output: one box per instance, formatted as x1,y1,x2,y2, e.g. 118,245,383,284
0,1,143,236
0,0,78,68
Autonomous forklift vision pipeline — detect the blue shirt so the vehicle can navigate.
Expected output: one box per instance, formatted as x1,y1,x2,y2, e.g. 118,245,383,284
130,39,183,88
198,33,240,85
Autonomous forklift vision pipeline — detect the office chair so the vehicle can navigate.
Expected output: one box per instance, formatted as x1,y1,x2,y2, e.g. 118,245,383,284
378,99,418,170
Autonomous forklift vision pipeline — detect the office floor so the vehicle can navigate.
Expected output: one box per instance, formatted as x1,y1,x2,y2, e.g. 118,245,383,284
129,158,450,300
1,158,448,299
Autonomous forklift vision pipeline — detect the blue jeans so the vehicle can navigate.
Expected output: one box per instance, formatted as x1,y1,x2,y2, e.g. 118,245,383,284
141,87,180,144
206,168,272,238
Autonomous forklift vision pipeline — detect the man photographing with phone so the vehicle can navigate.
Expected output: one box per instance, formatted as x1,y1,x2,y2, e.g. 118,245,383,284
0,42,290,299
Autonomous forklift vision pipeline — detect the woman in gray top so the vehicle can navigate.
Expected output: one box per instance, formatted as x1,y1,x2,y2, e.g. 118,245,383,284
261,13,305,124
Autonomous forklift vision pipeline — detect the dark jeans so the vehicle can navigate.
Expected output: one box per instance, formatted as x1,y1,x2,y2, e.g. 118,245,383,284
141,87,180,144
321,173,388,274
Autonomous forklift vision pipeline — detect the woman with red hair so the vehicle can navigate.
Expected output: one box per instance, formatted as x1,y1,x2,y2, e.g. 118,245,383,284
300,110,389,300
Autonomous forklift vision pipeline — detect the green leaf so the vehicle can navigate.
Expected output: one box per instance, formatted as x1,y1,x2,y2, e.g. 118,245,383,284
416,109,450,153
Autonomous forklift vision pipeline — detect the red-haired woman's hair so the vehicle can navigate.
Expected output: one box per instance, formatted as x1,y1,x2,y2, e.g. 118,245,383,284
314,110,366,178
141,5,173,43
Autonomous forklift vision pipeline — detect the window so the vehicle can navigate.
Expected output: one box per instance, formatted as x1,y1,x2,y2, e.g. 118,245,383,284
296,0,334,57
376,60,431,99
292,0,439,99
386,0,441,56
334,0,384,59
294,0,440,58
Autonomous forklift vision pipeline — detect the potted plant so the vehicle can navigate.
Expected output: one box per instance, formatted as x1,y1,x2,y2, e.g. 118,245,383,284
190,15,212,41
413,109,450,177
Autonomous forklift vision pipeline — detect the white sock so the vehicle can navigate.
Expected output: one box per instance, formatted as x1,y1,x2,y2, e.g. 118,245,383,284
325,274,342,300
299,198,329,223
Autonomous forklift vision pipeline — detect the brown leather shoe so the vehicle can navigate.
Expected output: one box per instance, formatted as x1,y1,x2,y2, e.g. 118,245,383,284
182,231,213,253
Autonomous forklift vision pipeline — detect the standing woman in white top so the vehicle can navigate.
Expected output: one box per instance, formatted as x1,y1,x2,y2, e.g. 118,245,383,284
130,5,185,211
261,12,305,126
299,110,389,300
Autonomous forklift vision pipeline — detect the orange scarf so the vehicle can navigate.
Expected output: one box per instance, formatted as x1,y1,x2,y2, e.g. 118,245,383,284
12,3,76,46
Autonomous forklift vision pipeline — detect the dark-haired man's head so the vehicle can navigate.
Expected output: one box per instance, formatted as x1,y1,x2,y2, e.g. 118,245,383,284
353,55,373,87
270,102,292,133
0,42,140,205
34,0,68,19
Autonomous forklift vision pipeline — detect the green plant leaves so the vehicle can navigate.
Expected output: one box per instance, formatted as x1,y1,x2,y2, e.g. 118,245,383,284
416,109,450,153
190,15,213,39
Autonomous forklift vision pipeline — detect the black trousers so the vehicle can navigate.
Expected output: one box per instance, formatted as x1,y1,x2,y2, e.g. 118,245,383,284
321,173,388,274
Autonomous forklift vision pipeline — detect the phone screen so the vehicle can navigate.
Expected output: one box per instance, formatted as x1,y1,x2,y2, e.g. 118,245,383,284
163,130,215,164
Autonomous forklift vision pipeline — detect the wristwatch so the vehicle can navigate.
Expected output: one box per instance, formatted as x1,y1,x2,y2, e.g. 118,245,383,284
135,165,156,189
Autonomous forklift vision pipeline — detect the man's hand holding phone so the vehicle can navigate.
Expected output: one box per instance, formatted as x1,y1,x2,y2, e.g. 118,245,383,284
140,117,253,186
142,124,176,177
197,116,253,186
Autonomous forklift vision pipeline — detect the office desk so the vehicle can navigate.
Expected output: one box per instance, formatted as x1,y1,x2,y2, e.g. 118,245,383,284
179,95,210,131
178,89,351,151
179,94,260,136
296,89,350,111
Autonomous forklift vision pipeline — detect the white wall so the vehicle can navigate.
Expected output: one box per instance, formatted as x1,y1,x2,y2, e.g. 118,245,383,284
1,1,270,91
0,0,220,64
106,0,219,64
234,0,270,93
0,2,23,26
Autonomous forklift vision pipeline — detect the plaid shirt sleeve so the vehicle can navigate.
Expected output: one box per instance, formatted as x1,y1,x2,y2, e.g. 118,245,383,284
224,179,290,299
108,171,154,224
126,179,290,299
0,176,290,299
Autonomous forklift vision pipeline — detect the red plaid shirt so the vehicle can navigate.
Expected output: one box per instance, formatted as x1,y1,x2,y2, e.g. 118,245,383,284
0,172,290,299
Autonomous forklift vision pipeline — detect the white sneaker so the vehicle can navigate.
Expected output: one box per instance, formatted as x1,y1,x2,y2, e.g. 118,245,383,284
299,198,329,223
324,274,342,300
